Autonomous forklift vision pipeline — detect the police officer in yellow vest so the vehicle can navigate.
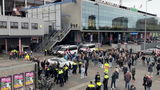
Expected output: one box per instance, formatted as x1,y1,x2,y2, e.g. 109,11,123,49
86,81,95,90
95,72,101,83
104,62,110,74
103,73,109,90
96,81,102,90
72,61,78,74
63,64,69,83
44,49,47,56
25,54,30,60
58,69,64,87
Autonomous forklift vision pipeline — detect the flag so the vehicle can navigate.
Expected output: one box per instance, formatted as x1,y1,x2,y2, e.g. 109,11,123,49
133,5,135,8
139,4,142,9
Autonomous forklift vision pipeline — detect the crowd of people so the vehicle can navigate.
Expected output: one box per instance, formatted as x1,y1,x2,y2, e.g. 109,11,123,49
8,47,160,90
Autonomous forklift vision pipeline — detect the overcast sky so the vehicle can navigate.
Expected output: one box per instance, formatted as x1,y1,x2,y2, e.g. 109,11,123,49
105,0,160,17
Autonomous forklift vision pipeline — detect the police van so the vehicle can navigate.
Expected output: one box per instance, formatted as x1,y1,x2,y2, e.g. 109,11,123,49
57,45,78,56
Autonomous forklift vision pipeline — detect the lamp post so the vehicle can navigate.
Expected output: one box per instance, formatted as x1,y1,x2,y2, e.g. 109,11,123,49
144,0,152,51
94,3,100,49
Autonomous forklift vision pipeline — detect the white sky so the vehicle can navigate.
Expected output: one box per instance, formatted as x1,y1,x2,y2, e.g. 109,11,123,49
105,0,160,17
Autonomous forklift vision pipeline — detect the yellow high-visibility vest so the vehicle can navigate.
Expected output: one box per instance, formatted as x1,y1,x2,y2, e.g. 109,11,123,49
96,82,102,86
64,66,68,70
104,75,109,79
88,84,95,88
58,70,63,74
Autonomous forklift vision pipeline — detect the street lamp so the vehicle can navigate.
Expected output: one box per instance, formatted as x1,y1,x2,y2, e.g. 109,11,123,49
94,3,100,49
144,0,152,51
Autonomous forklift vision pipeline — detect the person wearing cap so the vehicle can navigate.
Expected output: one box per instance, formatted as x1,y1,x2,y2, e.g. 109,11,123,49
103,73,109,90
86,81,95,90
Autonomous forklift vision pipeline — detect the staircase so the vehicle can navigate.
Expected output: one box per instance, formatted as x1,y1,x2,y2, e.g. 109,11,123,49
34,25,72,52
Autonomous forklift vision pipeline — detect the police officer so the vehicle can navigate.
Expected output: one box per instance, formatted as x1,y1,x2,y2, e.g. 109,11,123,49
44,49,47,56
103,73,109,90
86,81,95,90
58,68,64,87
96,81,102,90
72,61,78,74
63,64,69,83
95,72,100,83
54,67,58,83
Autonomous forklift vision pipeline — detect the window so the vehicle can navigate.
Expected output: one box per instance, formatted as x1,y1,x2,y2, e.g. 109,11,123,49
10,22,18,29
31,23,38,30
21,22,29,29
0,21,7,28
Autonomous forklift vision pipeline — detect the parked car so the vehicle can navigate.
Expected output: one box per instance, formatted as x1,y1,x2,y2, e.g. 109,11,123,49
156,45,160,49
47,57,74,67
142,48,157,55
51,45,63,55
80,43,96,52
57,45,78,56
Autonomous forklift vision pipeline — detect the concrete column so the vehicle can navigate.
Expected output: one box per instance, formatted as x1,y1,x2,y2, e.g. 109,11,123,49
25,0,28,8
2,0,5,16
19,38,22,53
5,39,8,54
110,33,112,45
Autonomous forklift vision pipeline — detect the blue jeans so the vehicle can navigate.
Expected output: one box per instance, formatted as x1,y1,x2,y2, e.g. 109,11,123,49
125,81,130,89
146,86,151,90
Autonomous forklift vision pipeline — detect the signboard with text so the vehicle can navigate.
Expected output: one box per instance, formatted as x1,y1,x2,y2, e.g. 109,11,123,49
0,76,12,90
13,73,24,89
25,72,34,85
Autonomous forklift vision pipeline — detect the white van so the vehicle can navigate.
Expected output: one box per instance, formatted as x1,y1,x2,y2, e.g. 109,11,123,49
80,43,96,52
57,45,78,56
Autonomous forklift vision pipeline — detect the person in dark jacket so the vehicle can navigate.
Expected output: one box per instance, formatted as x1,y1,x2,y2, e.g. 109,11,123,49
148,63,153,76
129,84,136,90
111,69,119,89
156,63,160,75
146,76,152,90
143,74,148,90
131,66,136,81
124,71,132,89
123,65,128,79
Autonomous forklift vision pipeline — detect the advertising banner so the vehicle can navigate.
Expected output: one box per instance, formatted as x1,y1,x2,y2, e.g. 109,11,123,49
25,72,34,85
13,73,24,89
0,76,12,90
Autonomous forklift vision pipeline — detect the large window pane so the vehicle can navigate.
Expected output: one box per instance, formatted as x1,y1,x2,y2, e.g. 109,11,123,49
0,21,7,28
10,22,18,29
31,23,38,30
21,22,29,29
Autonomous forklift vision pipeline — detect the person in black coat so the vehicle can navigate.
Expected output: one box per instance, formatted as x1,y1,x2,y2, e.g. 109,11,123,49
156,63,160,75
111,69,119,89
146,76,152,90
143,74,148,90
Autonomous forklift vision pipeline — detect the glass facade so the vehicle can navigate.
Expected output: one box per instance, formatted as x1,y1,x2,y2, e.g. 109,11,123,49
82,0,160,31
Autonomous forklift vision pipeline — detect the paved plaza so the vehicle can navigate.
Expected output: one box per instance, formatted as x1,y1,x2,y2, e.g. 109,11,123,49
53,59,160,90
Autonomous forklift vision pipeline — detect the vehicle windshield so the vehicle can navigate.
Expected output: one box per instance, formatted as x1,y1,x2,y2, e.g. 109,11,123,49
52,46,60,50
59,48,67,51
82,45,95,48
